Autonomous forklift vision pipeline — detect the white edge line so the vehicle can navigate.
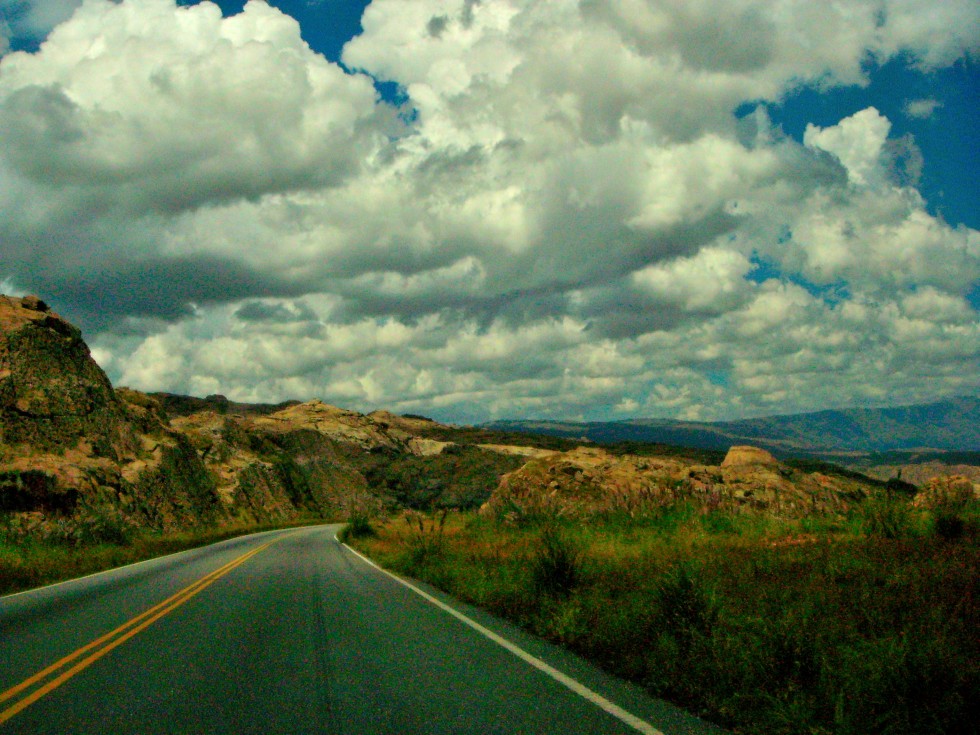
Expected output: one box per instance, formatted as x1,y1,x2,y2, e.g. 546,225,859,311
1,526,322,602
336,534,665,735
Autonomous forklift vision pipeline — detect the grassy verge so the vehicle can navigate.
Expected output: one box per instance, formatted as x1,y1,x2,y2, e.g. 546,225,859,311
349,502,979,735
0,514,336,596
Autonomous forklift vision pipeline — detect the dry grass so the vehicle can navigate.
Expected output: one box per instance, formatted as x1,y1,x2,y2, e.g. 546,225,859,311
352,501,980,735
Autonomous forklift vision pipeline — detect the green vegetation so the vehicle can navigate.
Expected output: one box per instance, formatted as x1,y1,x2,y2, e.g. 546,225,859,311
350,497,980,735
0,514,333,596
337,509,377,542
348,444,524,510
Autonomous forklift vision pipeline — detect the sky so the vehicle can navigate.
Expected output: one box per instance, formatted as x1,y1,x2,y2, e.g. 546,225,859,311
0,0,977,424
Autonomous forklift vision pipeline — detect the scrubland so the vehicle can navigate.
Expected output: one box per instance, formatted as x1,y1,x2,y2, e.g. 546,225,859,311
348,497,979,735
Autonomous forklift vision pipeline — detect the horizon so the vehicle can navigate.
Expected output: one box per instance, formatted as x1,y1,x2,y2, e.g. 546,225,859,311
1,0,978,425
146,381,977,428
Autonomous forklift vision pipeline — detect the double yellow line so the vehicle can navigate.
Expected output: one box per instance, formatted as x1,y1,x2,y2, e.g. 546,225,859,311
0,540,274,725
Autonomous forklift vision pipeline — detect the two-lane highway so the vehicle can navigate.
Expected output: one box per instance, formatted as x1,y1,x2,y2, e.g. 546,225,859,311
0,525,724,734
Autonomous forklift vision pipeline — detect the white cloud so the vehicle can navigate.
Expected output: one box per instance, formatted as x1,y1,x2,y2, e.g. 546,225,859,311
876,0,980,69
904,97,943,119
804,108,892,188
0,0,384,212
2,0,979,423
631,247,754,313
0,0,84,43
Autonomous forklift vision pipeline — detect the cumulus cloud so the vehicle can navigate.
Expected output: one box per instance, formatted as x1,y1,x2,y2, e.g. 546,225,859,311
2,0,979,422
804,108,892,188
0,0,384,210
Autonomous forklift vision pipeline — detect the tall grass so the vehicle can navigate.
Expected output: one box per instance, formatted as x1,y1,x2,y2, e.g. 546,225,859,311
351,499,980,735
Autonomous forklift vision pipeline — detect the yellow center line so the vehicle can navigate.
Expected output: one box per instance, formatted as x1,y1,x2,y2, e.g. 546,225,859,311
0,539,277,725
0,546,257,706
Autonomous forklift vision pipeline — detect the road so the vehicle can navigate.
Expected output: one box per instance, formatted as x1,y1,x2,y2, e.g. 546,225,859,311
0,525,725,734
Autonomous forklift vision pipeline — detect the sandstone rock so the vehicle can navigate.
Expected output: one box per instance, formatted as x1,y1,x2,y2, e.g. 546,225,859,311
0,295,223,531
482,443,874,520
0,295,132,456
721,445,779,468
252,400,411,451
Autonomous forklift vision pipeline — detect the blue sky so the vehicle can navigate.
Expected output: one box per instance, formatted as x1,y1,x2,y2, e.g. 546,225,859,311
0,0,978,423
766,56,978,230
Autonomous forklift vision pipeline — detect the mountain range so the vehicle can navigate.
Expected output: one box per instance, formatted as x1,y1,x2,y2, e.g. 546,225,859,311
485,397,980,456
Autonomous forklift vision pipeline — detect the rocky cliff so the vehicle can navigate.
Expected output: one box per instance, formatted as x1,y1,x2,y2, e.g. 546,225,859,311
0,296,226,539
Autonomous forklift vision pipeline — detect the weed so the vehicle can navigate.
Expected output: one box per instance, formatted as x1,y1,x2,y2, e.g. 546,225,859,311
404,508,450,570
349,510,980,735
700,511,740,535
655,563,717,642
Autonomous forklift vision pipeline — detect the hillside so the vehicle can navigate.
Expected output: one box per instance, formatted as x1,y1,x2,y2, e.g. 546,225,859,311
487,397,980,455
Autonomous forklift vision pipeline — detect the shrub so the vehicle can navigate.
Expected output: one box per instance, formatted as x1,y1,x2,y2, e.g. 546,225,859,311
530,524,580,598
404,509,449,570
72,508,134,546
933,512,965,541
342,510,377,541
858,494,915,539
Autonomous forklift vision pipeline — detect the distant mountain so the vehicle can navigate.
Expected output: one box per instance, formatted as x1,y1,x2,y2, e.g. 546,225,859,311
485,397,980,456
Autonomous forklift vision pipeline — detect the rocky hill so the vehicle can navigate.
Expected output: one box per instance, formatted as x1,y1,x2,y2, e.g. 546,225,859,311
0,296,222,536
481,445,877,521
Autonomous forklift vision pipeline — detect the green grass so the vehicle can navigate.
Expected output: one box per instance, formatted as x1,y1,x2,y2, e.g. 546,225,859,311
351,500,980,735
0,514,336,596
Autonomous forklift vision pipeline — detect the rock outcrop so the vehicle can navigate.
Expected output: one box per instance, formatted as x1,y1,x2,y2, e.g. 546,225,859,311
5,293,930,542
0,295,134,457
0,296,223,535
721,445,779,468
171,408,376,521
482,445,874,520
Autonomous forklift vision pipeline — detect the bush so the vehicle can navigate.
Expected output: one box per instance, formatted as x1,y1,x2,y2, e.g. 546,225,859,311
858,494,916,539
404,509,449,570
72,509,134,546
530,525,580,598
343,511,377,540
655,563,718,642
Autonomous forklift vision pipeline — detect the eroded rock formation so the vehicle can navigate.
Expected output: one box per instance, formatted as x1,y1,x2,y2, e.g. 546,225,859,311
482,445,874,520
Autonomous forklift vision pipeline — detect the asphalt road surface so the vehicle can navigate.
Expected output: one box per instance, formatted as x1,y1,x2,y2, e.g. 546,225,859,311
0,524,726,734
